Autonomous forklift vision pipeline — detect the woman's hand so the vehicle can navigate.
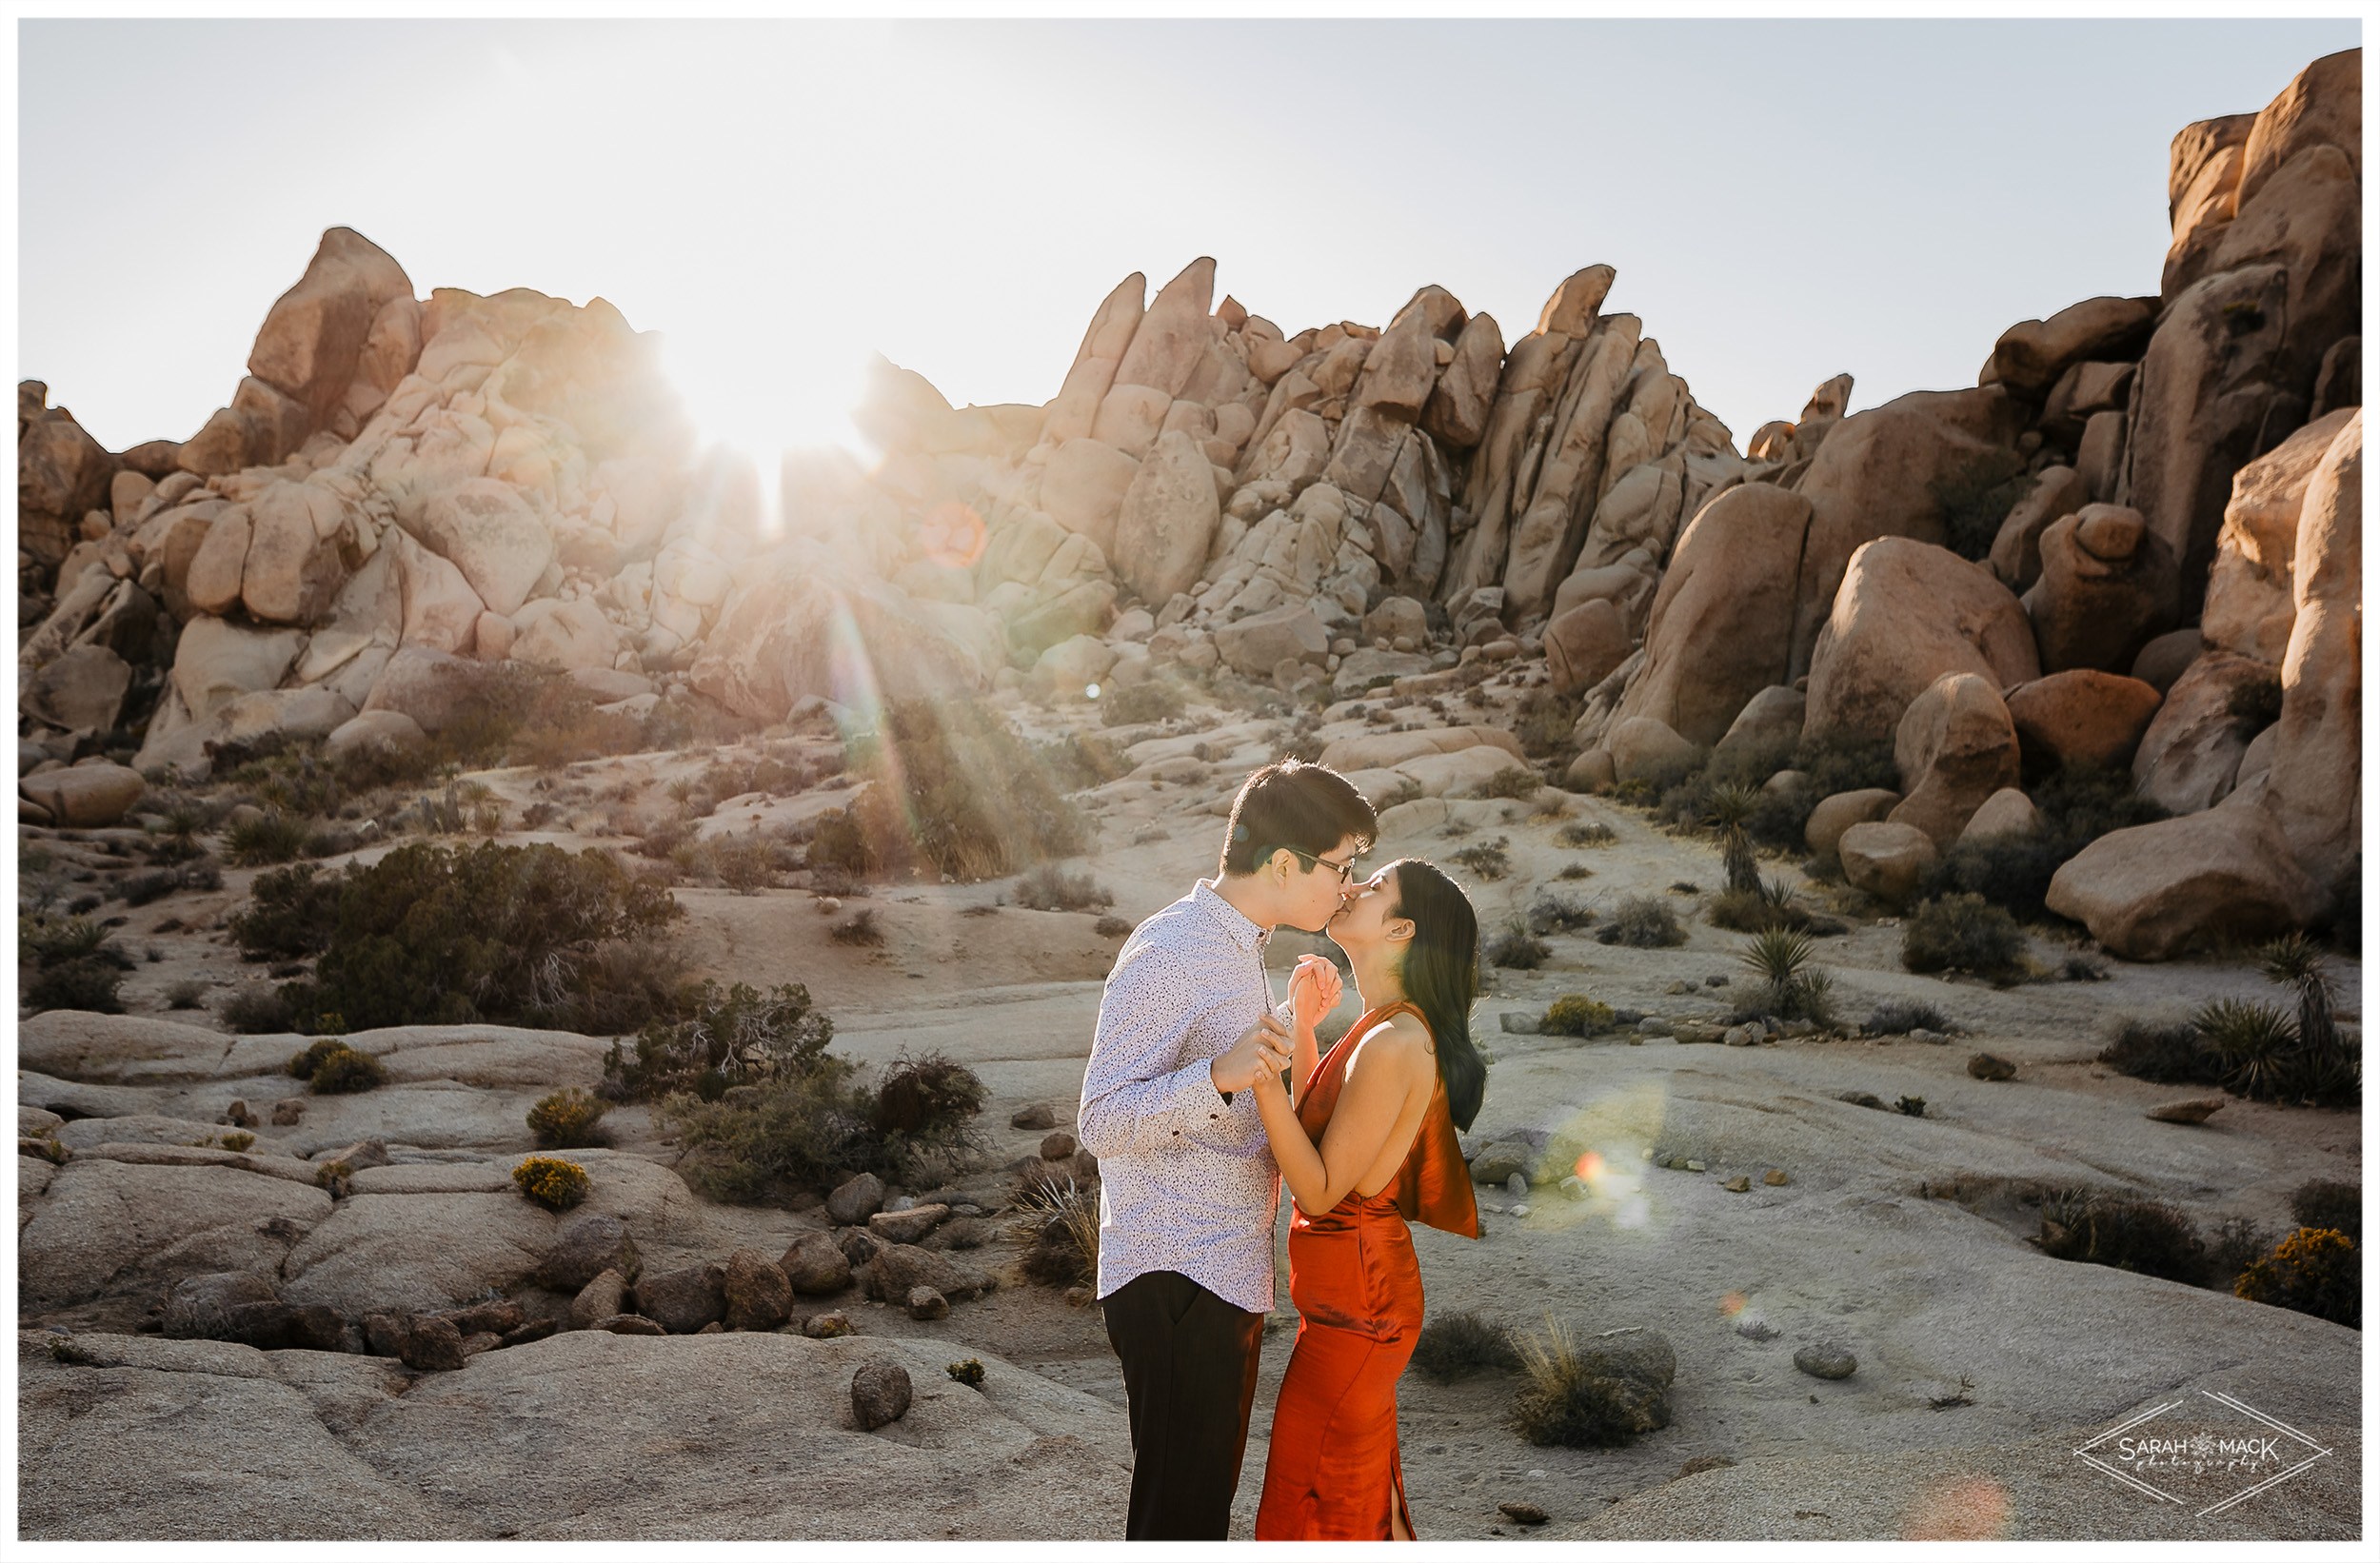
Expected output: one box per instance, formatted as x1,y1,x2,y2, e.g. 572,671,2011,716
1288,954,1342,1033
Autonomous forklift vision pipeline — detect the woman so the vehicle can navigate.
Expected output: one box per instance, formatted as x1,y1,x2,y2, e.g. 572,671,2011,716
1250,858,1487,1541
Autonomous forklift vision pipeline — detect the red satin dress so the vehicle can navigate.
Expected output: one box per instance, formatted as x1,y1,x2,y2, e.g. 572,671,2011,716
1254,1000,1481,1541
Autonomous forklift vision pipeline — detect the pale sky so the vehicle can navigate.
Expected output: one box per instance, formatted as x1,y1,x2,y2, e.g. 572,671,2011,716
17,17,2362,465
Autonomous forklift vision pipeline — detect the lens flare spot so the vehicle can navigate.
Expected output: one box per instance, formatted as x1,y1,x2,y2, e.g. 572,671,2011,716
918,501,987,568
1898,1476,2013,1540
1717,1291,1748,1317
1576,1150,1604,1181
1085,683,1101,701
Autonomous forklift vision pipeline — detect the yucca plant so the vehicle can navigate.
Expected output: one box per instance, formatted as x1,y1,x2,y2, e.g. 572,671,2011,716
1708,783,1762,895
2192,998,2298,1101
2259,933,2338,1061
1738,926,1815,1000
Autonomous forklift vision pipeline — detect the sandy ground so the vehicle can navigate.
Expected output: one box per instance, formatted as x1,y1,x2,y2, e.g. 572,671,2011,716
22,677,2364,1541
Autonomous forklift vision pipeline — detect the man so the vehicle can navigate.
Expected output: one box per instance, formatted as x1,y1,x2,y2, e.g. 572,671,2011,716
1077,758,1378,1540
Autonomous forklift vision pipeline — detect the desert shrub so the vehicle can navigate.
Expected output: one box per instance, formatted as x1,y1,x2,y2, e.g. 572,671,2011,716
1707,877,1826,935
657,1054,974,1203
2289,1179,2361,1244
1014,863,1115,912
1487,919,1551,970
2258,933,2354,1105
1866,999,1951,1037
1093,914,1132,939
1451,838,1511,881
830,909,883,945
24,960,126,1014
607,979,835,1101
288,1038,350,1078
229,863,343,960
947,1358,987,1387
274,841,684,1033
1540,995,1615,1038
1597,895,1684,948
527,1087,610,1149
711,835,782,894
1100,681,1183,727
2233,1227,2359,1328
164,979,208,1010
1557,821,1616,848
1792,733,1900,801
1515,686,1584,760
2205,1215,2274,1290
513,1155,591,1211
223,986,295,1034
1920,765,2169,919
218,1130,256,1153
2037,1189,2208,1285
1413,1310,1521,1381
1900,894,2026,981
821,698,1088,880
2098,1018,2219,1084
1930,450,2032,562
1016,1175,1101,1289
307,1045,387,1095
1034,731,1131,793
1509,1317,1661,1448
225,810,313,867
1526,893,1596,936
121,861,222,906
873,1052,987,1138
1472,765,1543,801
2062,954,2111,981
20,914,117,967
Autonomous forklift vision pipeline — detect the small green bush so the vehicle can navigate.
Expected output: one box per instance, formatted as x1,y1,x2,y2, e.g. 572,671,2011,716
24,960,126,1015
1557,821,1616,848
165,979,208,1010
307,1045,386,1095
1413,1310,1522,1381
20,914,117,967
831,908,883,946
1451,838,1512,881
1472,765,1542,801
947,1358,987,1387
1093,914,1132,939
2233,1227,2359,1328
606,979,835,1101
230,863,343,960
873,1051,987,1138
2192,998,2298,1100
288,1038,349,1078
709,835,778,894
1487,919,1551,970
219,1131,256,1153
1526,893,1596,936
657,1056,971,1203
513,1156,591,1211
2098,1018,2220,1084
225,810,314,867
1866,999,1951,1037
223,986,295,1034
2289,1179,2361,1244
1540,995,1615,1038
1014,864,1115,912
1597,895,1684,948
2206,1215,2273,1290
120,861,222,906
1900,894,2026,981
1017,1175,1101,1289
527,1087,610,1149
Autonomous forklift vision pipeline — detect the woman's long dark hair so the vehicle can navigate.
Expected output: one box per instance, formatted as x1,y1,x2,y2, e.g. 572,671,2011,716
1384,859,1487,1132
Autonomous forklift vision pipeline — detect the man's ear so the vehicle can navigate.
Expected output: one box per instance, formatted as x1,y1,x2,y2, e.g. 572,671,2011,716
1268,846,1297,882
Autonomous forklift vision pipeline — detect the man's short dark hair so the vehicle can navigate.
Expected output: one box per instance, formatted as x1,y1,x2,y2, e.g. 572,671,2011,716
1219,760,1378,878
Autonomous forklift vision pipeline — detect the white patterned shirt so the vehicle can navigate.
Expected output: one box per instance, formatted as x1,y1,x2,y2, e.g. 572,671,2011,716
1078,878,1289,1316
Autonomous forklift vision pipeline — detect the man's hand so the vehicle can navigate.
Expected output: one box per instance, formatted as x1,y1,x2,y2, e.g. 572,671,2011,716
1212,1015,1292,1095
1288,955,1343,1030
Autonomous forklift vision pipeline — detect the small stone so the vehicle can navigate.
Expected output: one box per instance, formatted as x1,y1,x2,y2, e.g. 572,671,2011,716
2147,1098,2227,1124
1764,1169,1790,1186
906,1285,950,1320
500,1318,556,1349
569,1269,627,1331
1723,1025,1757,1047
803,1311,853,1338
541,1212,640,1291
824,1172,887,1226
1966,1053,2017,1081
269,1098,305,1126
1722,1176,1751,1193
596,1314,665,1335
1678,1455,1737,1476
1010,1103,1058,1131
460,1331,502,1357
1665,979,1693,996
695,1321,724,1335
723,1245,794,1331
395,1315,466,1372
1039,1130,1080,1160
221,1100,256,1129
1794,1342,1858,1380
779,1231,855,1296
851,1358,914,1431
1498,1502,1550,1526
1704,975,1729,988
1684,1159,1706,1173
435,1299,525,1336
867,1203,951,1245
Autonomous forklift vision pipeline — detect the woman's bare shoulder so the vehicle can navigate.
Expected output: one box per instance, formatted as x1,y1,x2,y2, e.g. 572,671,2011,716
1352,1012,1437,1077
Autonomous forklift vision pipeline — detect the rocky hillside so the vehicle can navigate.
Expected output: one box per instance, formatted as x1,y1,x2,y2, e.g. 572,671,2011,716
17,49,2359,960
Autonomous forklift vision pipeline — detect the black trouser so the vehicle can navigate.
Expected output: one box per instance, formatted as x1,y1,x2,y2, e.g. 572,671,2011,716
1102,1269,1267,1540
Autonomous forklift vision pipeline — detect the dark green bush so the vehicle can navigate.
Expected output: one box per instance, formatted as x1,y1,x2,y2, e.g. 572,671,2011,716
1487,919,1551,970
1597,895,1685,948
19,913,129,1014
2289,1179,2361,1244
231,864,343,960
225,810,314,867
1451,838,1512,881
1540,995,1616,1038
2099,1018,2220,1085
223,986,295,1034
1900,894,2027,981
1919,765,2168,920
24,960,126,1015
656,1054,978,1204
1100,681,1183,727
272,841,684,1033
1413,1310,1522,1381
288,1038,349,1078
120,861,222,906
527,1087,610,1149
1526,893,1596,936
2038,1189,2208,1285
1472,765,1543,801
1557,821,1616,848
1866,999,1951,1037
606,979,834,1101
872,1051,987,1138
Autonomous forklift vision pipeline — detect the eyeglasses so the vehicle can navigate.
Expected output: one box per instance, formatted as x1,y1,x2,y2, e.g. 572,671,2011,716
1282,847,1361,885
